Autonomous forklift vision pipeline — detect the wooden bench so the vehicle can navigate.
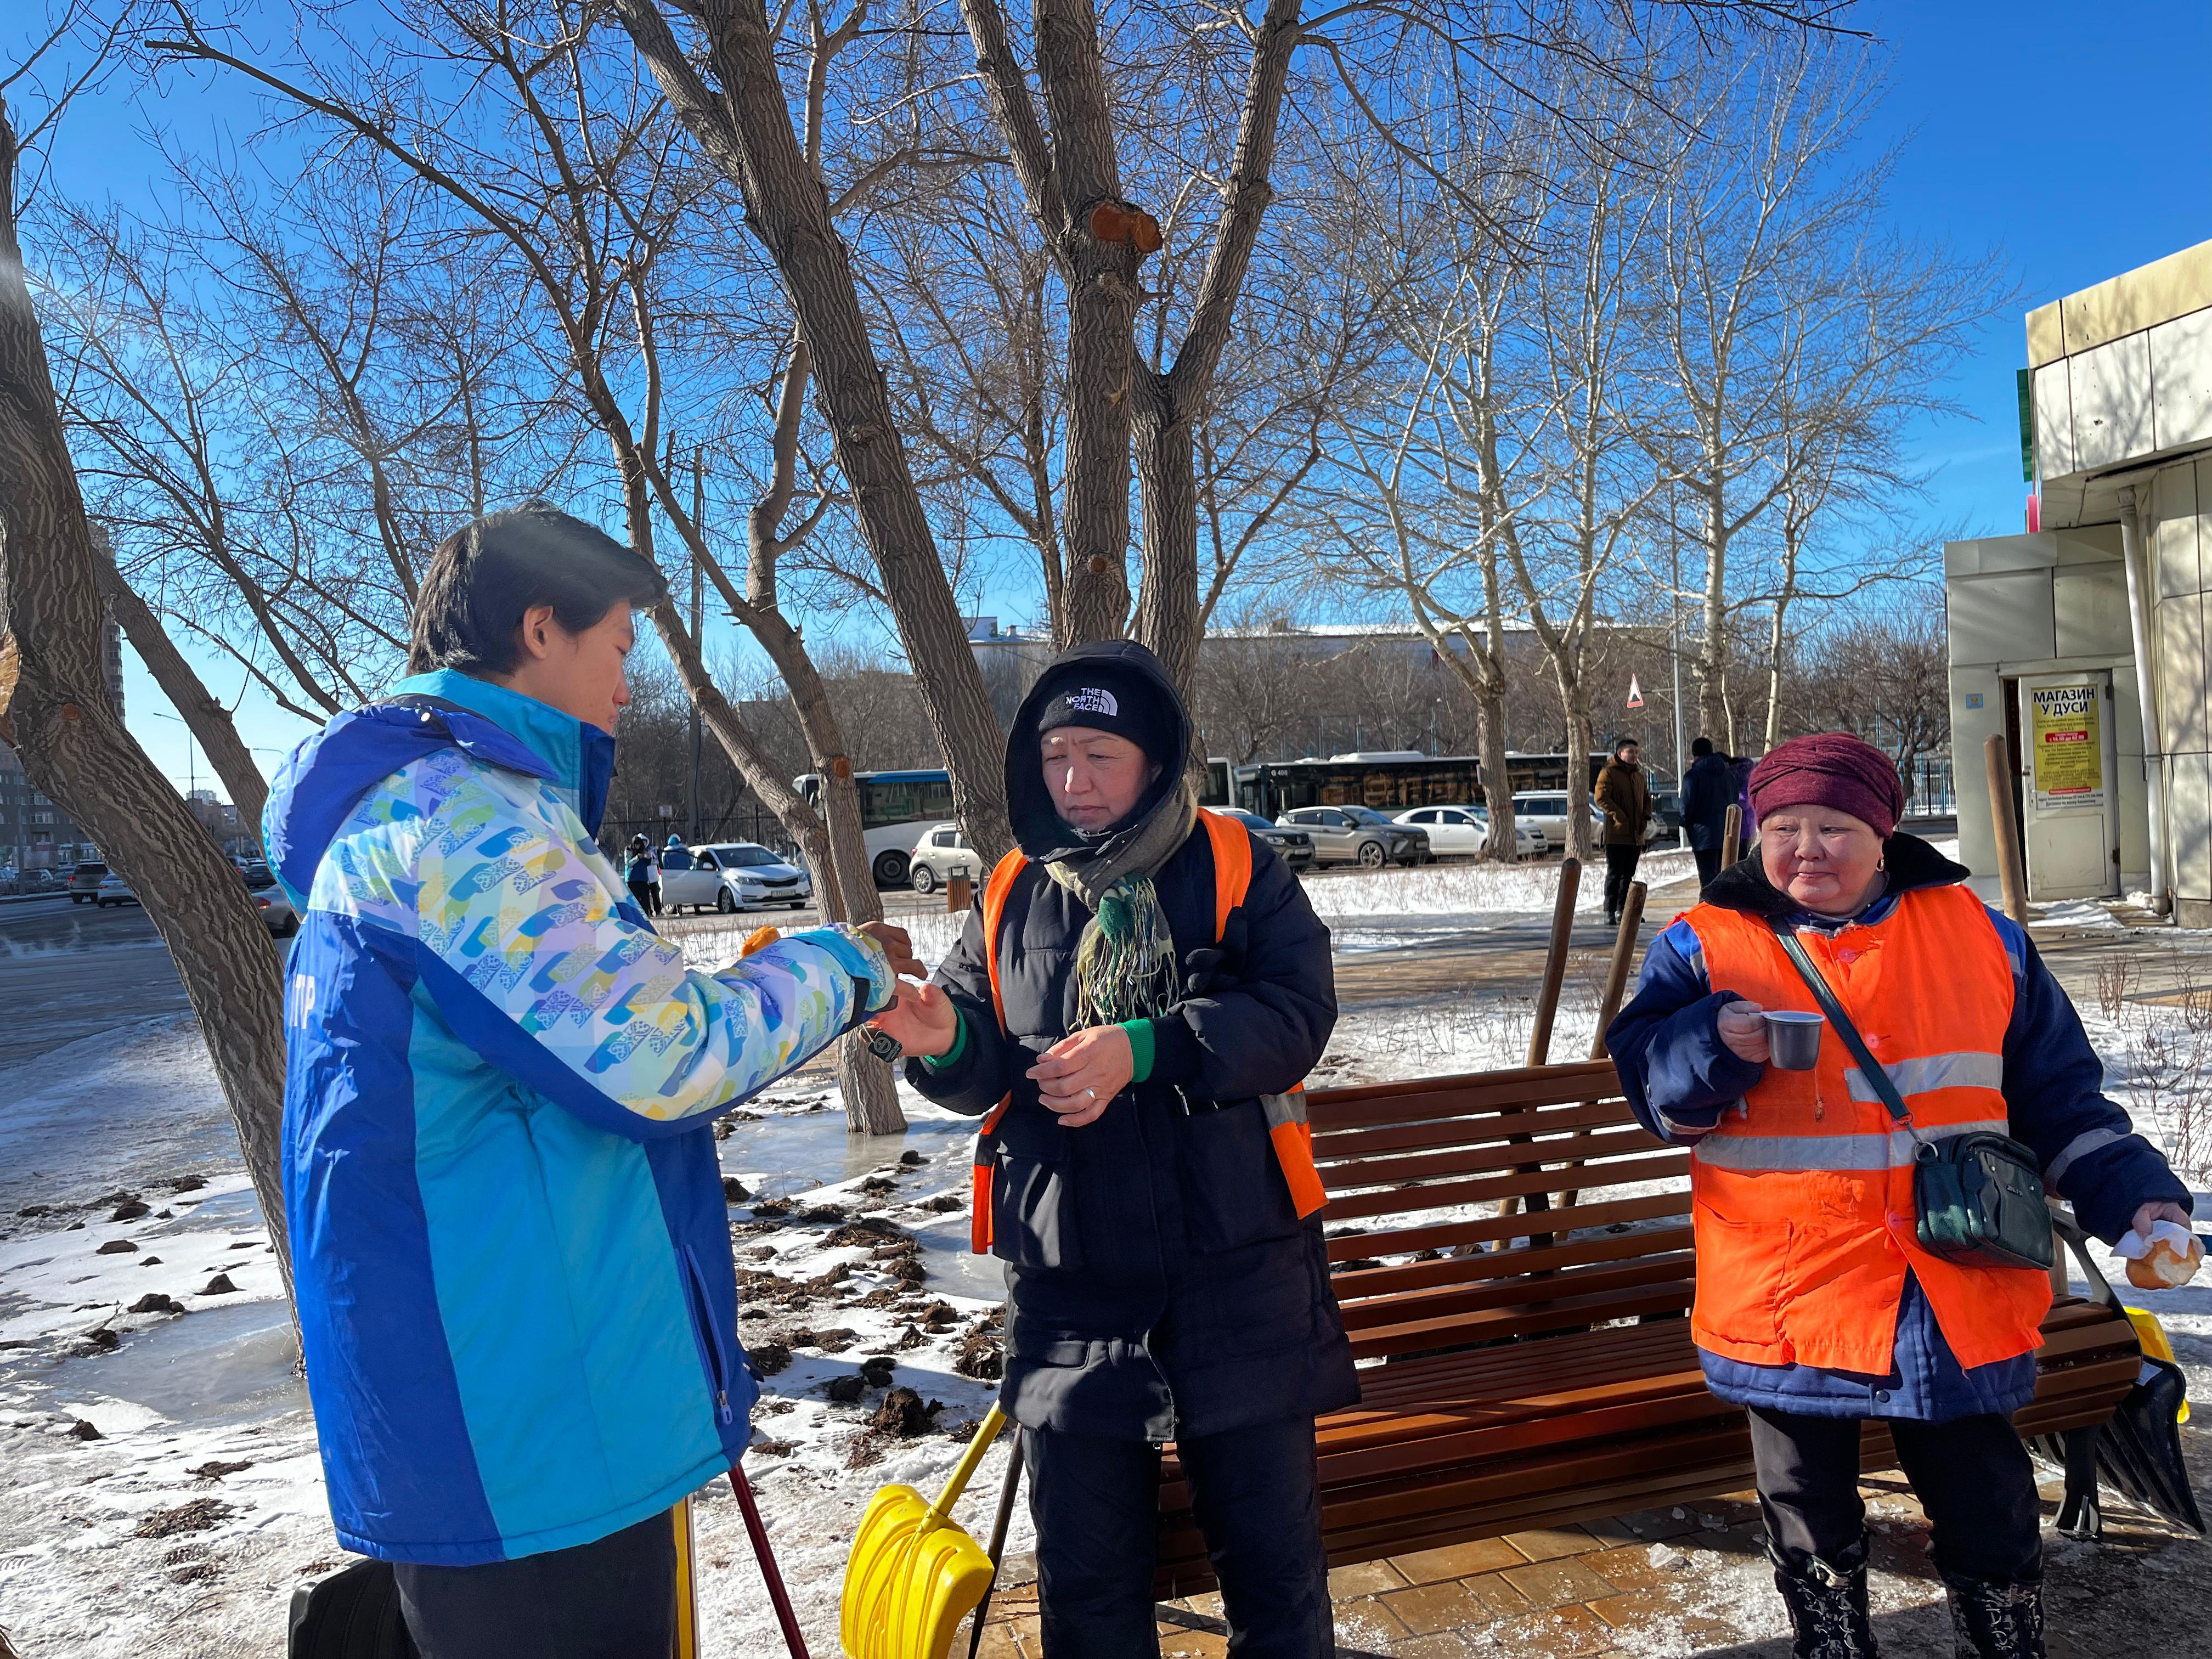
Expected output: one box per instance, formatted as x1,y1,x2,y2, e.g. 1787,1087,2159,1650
1152,1059,2146,1595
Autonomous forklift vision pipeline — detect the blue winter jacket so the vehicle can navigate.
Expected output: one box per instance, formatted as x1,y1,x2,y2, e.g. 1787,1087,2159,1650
1606,833,2191,1422
264,671,893,1564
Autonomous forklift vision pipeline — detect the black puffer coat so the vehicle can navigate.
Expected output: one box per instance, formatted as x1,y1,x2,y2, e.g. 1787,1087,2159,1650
906,640,1359,1443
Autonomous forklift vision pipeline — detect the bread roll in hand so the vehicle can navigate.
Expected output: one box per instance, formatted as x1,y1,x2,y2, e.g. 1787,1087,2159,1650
2126,1229,2204,1290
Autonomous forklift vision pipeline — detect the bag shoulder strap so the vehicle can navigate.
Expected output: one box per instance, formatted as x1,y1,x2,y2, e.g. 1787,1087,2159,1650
1763,919,1915,1130
1195,807,1252,941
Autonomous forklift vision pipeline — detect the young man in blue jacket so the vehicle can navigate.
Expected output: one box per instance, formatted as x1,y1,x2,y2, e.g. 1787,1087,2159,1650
266,503,916,1657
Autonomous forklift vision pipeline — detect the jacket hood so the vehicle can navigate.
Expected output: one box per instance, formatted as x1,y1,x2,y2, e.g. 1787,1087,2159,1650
1005,639,1192,860
1701,829,1968,922
262,670,616,903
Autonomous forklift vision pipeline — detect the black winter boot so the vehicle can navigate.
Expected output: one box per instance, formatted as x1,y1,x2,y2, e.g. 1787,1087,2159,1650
1767,1536,1878,1658
1941,1571,2044,1658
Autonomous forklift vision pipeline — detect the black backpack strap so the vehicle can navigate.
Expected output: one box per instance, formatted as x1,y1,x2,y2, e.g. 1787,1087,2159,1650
1764,919,1916,1133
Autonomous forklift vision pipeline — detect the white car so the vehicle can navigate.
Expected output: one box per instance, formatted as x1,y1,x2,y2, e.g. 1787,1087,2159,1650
1511,792,1573,850
907,822,983,894
657,842,812,915
93,871,139,907
1395,805,1543,859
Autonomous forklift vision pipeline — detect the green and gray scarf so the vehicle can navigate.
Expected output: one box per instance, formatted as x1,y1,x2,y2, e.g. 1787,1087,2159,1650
1042,783,1197,1028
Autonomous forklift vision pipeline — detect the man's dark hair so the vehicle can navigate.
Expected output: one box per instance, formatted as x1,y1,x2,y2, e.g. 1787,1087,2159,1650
1612,736,1639,757
408,501,669,674
1691,736,1715,757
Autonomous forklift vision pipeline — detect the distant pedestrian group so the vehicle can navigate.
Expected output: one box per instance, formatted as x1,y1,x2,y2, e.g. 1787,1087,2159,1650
624,833,662,916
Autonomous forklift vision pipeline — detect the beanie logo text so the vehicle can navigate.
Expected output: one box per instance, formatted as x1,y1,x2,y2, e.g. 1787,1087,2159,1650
1066,687,1119,718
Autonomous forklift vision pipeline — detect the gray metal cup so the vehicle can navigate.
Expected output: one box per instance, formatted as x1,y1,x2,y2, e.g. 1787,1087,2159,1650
1765,1011,1822,1071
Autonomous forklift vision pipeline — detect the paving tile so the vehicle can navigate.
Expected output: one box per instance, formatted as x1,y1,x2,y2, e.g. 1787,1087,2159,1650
1587,1588,1680,1630
1393,1634,1475,1658
1503,1525,1601,1562
1498,1555,1618,1610
971,1617,1024,1659
1457,1571,1539,1623
1380,1579,1493,1636
1157,1628,1231,1658
1477,1602,1615,1658
1336,1596,1413,1641
1583,1508,1699,1545
1582,1544,1672,1594
1182,1590,1226,1618
1387,1536,1527,1582
1330,1558,1412,1597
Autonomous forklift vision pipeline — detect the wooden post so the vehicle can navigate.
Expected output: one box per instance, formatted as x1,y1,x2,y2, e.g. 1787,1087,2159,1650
1985,733,2030,923
1719,804,1742,869
1526,856,1581,1068
1588,882,1647,1062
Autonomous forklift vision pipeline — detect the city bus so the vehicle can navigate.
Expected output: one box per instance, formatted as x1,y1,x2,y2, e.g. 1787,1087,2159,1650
799,758,1234,888
1232,752,1615,821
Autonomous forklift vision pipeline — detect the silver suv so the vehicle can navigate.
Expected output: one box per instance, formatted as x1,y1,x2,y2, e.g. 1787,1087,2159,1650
1277,806,1427,868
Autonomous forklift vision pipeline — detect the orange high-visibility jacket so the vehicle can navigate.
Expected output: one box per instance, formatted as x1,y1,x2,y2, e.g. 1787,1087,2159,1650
966,808,1327,1254
1683,885,2052,1374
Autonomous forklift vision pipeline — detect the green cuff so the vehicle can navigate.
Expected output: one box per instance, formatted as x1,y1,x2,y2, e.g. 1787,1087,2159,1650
921,1009,969,1071
1119,1019,1155,1084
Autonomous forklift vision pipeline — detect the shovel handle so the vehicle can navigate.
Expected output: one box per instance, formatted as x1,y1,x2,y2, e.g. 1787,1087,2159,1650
730,1464,811,1659
929,1403,1008,1523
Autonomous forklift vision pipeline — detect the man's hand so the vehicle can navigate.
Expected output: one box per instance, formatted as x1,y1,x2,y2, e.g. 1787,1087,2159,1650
1717,1000,1770,1065
866,980,960,1059
1026,1025,1135,1129
857,919,924,983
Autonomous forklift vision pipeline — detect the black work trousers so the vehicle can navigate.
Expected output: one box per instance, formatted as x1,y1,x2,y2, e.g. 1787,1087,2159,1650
393,1509,676,1659
1693,844,1724,891
1747,1405,2042,1583
1603,844,1643,919
1025,1415,1332,1658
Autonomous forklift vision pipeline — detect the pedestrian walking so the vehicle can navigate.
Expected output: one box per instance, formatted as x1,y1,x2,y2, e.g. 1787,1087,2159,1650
1606,731,2194,1658
866,640,1352,1659
1680,735,1736,889
625,833,661,917
1593,736,1652,928
264,503,919,1658
1732,750,1759,858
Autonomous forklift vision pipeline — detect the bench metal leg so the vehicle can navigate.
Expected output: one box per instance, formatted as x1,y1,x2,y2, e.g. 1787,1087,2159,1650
2053,1424,2103,1541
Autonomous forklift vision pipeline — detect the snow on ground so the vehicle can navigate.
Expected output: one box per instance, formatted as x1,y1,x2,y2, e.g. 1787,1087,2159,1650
1302,849,1697,922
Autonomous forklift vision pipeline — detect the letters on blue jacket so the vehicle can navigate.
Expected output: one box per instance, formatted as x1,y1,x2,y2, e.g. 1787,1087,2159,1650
264,670,890,1564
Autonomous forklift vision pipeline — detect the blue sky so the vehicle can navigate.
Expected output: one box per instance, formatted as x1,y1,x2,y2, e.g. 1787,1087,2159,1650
25,0,2212,799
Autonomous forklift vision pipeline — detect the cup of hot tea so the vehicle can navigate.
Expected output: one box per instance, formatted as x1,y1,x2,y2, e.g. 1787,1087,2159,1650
1764,1011,1822,1071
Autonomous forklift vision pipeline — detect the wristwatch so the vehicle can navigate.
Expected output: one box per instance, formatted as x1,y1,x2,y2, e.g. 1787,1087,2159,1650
864,1028,902,1063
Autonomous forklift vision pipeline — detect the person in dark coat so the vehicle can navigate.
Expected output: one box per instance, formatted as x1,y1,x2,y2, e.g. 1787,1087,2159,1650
623,833,660,916
1607,732,2193,1658
1593,736,1653,928
868,639,1355,1659
1680,736,1736,889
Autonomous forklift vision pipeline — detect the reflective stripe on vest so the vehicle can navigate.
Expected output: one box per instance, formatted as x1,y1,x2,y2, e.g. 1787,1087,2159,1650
1683,886,2049,1374
967,808,1325,1253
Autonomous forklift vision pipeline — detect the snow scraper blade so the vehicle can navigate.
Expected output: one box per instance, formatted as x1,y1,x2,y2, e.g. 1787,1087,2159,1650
840,1404,1007,1659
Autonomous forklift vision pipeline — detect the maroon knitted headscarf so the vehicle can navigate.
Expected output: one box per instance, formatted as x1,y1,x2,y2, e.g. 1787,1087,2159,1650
1748,733,1903,838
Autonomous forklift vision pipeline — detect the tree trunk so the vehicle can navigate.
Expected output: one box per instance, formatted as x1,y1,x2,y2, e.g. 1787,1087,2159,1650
93,557,269,842
1562,687,1597,862
1131,385,1201,699
0,111,292,1297
1055,236,1142,647
618,0,1013,864
1697,484,1729,741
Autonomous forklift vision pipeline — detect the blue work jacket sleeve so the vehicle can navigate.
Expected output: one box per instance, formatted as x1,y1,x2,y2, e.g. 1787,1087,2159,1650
903,902,1015,1117
1985,910,2193,1244
1606,918,1765,1143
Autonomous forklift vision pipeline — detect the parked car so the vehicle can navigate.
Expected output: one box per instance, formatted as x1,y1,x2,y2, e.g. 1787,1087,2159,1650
658,842,812,913
907,822,984,895
242,861,298,937
1394,804,1543,859
1277,805,1428,868
1221,808,1315,871
68,861,109,904
93,871,138,908
1649,789,1684,846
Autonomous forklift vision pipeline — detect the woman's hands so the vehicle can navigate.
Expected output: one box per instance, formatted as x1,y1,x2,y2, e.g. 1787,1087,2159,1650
1717,1000,1770,1064
2133,1201,2194,1238
866,980,960,1059
1026,1025,1135,1129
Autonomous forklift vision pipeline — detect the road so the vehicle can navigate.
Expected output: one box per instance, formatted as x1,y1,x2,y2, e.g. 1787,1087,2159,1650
0,896,191,1068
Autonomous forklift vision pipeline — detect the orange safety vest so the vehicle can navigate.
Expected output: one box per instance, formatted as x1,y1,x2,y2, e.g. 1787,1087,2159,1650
1684,885,2052,1374
967,808,1328,1254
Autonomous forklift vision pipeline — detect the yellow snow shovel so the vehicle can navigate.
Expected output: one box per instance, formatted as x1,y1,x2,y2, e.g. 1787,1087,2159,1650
839,1404,1008,1659
2124,1306,2191,1423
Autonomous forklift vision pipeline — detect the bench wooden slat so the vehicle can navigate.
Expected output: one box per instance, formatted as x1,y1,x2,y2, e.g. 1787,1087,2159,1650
1339,1251,1697,1333
1321,1121,1666,1192
1312,1096,1640,1162
1331,1221,1697,1301
1325,1191,1693,1263
1321,1147,1693,1222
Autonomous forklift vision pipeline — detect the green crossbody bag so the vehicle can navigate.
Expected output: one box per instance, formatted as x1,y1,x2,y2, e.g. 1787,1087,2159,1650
1768,922,2054,1273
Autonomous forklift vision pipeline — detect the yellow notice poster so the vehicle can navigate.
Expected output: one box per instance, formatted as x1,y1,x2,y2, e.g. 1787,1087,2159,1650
2029,683,2104,810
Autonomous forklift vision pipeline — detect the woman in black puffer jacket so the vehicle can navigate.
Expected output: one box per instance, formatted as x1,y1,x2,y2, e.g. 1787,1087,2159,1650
868,640,1354,1659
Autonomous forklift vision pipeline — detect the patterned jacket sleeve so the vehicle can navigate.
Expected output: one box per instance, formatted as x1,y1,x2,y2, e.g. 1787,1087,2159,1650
383,769,893,1142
